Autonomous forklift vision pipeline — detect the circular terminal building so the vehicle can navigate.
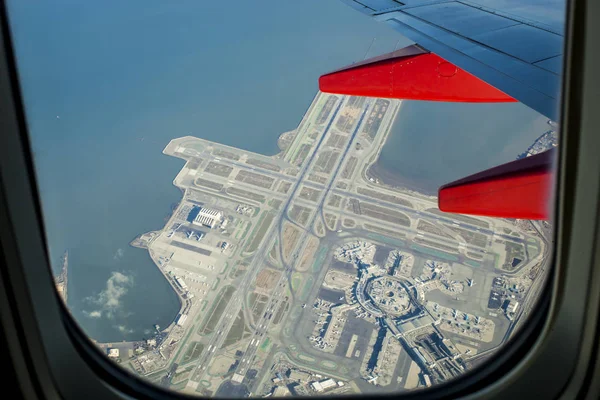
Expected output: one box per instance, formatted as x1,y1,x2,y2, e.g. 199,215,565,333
366,276,415,318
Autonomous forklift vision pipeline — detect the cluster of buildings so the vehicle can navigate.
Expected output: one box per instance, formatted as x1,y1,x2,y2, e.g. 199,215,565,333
265,369,346,397
335,241,376,266
235,204,254,216
505,299,519,320
330,242,470,387
368,277,412,316
385,250,414,277
310,378,342,392
518,129,558,158
107,348,120,359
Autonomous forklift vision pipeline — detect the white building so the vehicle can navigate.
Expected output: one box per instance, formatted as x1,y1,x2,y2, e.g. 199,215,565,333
311,379,337,392
423,374,432,387
107,348,119,358
507,300,519,313
193,207,223,228
176,314,188,326
174,276,187,290
311,382,323,392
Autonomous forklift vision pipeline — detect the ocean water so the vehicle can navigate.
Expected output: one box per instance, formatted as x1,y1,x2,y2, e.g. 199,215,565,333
6,0,406,342
377,101,550,194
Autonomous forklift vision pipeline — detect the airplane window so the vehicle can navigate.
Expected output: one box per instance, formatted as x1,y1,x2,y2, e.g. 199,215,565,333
6,0,561,397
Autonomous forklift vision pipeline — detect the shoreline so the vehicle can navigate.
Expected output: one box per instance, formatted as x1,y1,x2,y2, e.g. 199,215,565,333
114,97,318,344
360,100,438,202
366,160,437,198
111,93,437,345
117,93,441,346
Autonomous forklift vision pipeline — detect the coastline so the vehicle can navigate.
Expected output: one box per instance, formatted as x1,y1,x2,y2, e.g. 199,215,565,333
366,161,437,198
117,94,439,345
360,100,438,202
111,94,322,346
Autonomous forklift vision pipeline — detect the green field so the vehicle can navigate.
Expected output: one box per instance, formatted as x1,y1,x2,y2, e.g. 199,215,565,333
504,242,525,269
269,240,279,262
410,244,459,262
199,286,236,335
527,244,541,259
291,273,304,291
367,233,406,247
311,245,328,273
273,302,289,325
466,251,485,260
222,311,245,348
173,325,197,364
211,277,220,290
427,209,490,228
260,337,271,352
182,342,205,364
244,211,276,254
299,276,314,302
447,225,488,247
180,140,205,153
235,221,252,241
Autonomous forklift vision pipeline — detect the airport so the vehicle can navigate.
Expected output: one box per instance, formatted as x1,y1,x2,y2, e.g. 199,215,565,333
105,91,550,396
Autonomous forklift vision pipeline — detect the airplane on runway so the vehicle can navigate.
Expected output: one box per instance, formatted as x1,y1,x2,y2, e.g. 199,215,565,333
366,375,379,385
320,1,563,221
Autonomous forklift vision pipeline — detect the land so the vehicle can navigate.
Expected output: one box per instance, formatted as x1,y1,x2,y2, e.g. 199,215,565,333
107,91,550,397
54,250,68,304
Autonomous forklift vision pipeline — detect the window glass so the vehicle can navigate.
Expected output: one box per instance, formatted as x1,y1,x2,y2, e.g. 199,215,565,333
7,0,560,397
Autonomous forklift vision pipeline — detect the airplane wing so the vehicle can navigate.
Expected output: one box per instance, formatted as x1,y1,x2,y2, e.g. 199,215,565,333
337,0,565,121
319,0,565,220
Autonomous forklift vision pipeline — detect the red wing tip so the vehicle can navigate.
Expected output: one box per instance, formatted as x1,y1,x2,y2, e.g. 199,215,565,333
318,46,516,102
438,188,549,220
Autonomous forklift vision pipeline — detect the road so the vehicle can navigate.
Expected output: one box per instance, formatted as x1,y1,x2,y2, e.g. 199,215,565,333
173,92,547,391
233,100,373,378
466,221,551,364
180,125,529,250
194,148,528,248
185,95,346,389
508,221,552,337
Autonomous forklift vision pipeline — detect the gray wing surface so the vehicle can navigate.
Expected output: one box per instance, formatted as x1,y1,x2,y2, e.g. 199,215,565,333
340,0,566,120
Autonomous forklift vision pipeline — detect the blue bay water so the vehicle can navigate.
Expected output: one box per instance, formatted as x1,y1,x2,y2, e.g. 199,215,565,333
377,101,550,194
6,0,551,342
